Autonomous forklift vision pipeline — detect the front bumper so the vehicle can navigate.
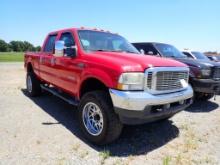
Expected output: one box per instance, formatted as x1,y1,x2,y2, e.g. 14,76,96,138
191,78,220,94
109,86,193,125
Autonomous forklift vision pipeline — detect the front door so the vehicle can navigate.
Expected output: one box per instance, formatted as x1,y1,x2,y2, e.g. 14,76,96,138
52,32,82,96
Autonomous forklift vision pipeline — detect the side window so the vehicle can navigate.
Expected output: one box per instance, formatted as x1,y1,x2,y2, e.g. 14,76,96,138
138,44,158,55
60,32,75,57
44,35,57,52
183,52,193,58
112,40,123,50
60,32,75,47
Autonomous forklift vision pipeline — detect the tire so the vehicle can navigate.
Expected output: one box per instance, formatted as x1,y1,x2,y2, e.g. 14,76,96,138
26,71,41,97
195,92,214,101
78,91,123,145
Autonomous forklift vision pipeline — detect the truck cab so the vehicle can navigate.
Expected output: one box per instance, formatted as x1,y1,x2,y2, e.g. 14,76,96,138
133,42,220,100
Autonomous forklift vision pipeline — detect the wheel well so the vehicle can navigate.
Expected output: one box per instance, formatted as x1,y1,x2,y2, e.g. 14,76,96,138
27,63,33,73
80,78,108,98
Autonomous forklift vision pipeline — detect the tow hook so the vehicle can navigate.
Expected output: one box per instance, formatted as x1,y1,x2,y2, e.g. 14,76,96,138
214,92,216,101
213,86,219,101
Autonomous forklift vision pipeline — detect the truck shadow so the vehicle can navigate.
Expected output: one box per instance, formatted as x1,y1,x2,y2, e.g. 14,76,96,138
185,100,219,113
21,89,179,157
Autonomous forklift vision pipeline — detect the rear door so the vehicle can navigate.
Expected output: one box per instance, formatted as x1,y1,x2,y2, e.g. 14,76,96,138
39,34,57,83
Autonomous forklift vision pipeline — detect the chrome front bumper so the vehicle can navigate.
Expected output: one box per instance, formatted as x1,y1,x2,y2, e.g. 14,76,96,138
109,85,193,111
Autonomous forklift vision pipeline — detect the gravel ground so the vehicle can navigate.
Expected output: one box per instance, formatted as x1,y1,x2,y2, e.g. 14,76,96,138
0,62,220,165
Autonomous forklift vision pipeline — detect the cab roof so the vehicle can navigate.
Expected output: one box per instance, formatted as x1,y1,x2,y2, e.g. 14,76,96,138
132,42,171,45
48,27,113,35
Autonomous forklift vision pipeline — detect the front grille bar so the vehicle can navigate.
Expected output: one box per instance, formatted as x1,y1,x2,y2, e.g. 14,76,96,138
145,67,189,95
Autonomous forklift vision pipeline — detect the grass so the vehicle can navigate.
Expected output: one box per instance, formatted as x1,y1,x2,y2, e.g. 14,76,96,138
163,156,172,165
99,150,111,160
99,150,111,164
0,52,24,62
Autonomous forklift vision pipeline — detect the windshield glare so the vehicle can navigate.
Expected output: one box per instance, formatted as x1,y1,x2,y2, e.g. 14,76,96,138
78,30,139,54
192,51,210,60
155,43,186,58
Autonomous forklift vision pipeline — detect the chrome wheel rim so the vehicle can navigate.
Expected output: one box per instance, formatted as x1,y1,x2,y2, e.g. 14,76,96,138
27,75,32,93
82,102,104,136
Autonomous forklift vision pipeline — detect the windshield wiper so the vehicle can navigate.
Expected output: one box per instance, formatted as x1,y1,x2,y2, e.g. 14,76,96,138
124,50,138,54
93,49,110,52
90,49,121,52
165,55,176,58
90,49,137,54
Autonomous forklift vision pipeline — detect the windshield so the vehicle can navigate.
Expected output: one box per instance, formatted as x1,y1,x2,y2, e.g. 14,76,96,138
78,30,139,54
155,43,186,59
216,56,220,60
192,51,210,60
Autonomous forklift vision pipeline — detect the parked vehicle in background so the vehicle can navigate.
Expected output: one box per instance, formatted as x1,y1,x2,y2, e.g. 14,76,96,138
24,28,193,145
132,43,220,100
182,50,210,61
206,55,220,62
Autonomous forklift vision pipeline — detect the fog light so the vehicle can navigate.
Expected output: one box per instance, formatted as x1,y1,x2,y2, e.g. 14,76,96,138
179,100,185,105
163,104,170,109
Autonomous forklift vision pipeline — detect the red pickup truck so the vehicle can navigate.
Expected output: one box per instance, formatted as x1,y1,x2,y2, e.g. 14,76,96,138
24,28,193,144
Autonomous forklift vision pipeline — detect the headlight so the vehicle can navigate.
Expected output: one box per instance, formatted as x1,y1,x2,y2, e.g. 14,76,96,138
201,68,211,76
117,72,144,90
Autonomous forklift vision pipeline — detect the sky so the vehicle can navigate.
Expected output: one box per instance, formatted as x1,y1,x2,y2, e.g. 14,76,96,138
0,0,220,52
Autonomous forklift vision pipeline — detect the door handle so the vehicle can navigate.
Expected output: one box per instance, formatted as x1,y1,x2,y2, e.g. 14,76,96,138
76,63,85,68
51,58,56,65
40,56,43,64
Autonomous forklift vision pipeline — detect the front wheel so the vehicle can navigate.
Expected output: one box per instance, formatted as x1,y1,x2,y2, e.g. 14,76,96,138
78,91,123,145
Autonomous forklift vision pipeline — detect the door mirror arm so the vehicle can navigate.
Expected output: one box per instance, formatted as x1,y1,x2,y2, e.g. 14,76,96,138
64,45,77,58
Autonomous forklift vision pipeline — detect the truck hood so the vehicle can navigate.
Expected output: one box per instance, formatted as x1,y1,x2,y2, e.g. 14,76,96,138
85,51,187,72
175,58,220,68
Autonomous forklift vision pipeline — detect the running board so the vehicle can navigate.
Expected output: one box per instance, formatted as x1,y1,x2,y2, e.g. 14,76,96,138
41,85,79,106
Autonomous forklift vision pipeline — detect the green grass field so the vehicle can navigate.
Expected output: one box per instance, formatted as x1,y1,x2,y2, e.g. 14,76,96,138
0,52,24,62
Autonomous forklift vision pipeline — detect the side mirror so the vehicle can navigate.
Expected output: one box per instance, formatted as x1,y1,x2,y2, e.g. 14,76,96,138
140,49,145,54
55,40,77,57
55,41,65,57
65,45,77,57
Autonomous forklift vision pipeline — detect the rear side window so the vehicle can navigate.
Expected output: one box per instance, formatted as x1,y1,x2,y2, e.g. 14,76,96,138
183,52,193,59
134,44,158,55
44,35,57,52
60,32,75,56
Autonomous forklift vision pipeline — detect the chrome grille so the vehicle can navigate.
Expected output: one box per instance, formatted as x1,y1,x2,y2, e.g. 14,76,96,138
213,68,220,79
145,67,189,94
156,71,188,91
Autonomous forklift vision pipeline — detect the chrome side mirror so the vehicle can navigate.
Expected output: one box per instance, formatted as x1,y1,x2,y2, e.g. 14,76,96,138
54,40,77,57
55,41,65,57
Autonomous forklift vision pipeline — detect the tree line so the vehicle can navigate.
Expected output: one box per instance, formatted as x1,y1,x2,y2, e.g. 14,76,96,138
0,39,41,52
204,51,219,55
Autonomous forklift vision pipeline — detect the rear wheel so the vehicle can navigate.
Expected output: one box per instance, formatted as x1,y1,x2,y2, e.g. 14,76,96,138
26,72,41,97
78,91,123,145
